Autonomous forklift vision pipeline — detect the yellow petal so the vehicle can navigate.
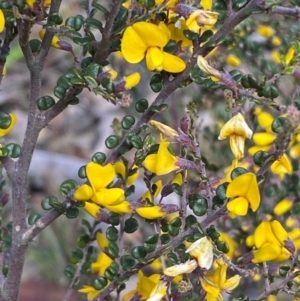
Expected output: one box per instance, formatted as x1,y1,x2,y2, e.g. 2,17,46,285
146,47,164,71
223,274,241,291
91,252,113,275
142,180,163,201
253,132,276,146
229,134,245,160
226,54,241,67
227,197,249,216
74,184,93,201
124,72,141,89
127,164,139,186
218,113,253,140
93,188,125,206
256,25,273,38
270,220,288,244
226,173,260,212
197,55,221,79
0,9,5,33
121,26,147,63
96,231,109,251
105,200,132,214
185,237,214,269
271,154,293,177
136,206,166,219
143,154,158,174
84,202,100,219
86,162,116,190
201,0,213,10
164,259,198,276
252,243,282,263
274,199,293,215
78,285,101,301
114,161,126,179
248,144,271,156
132,22,169,48
162,51,186,73
285,47,295,65
0,113,17,137
150,120,179,138
172,173,183,185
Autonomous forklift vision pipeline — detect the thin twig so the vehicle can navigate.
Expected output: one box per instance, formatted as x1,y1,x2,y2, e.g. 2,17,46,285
271,6,300,17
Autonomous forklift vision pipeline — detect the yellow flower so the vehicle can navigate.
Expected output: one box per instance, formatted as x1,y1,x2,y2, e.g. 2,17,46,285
150,120,179,138
185,237,214,269
200,258,241,301
136,205,167,219
0,113,17,137
96,231,109,252
84,201,101,219
123,72,141,89
78,285,101,301
197,55,222,81
271,51,281,64
39,29,61,49
226,54,241,67
105,200,132,214
271,153,293,178
226,172,260,216
186,9,218,33
167,20,192,48
114,161,139,186
255,25,273,38
91,252,113,275
285,47,295,65
252,220,292,263
201,0,213,10
274,199,293,215
142,180,163,202
272,36,281,46
143,135,179,176
123,270,161,300
164,259,198,276
218,113,253,160
0,9,5,33
146,280,168,301
121,22,186,72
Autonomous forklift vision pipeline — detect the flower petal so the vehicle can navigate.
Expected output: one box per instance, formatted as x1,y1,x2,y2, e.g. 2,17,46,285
93,188,125,206
86,162,116,190
162,52,186,73
121,26,147,63
146,47,164,71
136,206,166,219
132,22,168,48
227,197,249,216
74,184,93,201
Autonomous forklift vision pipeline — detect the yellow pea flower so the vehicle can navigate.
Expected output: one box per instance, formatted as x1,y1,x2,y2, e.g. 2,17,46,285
197,55,222,81
0,113,17,137
271,153,293,178
164,259,198,276
0,9,5,33
91,252,113,275
121,22,186,72
271,51,281,64
146,280,168,301
199,258,241,301
274,199,293,215
226,54,241,67
84,202,101,219
226,172,260,216
251,220,293,263
219,113,253,160
272,36,282,46
185,237,214,269
150,120,179,139
73,184,93,201
136,205,167,219
96,231,109,252
285,47,295,65
186,9,218,33
143,135,179,176
201,0,213,10
78,285,101,301
255,25,273,38
123,72,141,90
123,270,161,300
39,29,61,49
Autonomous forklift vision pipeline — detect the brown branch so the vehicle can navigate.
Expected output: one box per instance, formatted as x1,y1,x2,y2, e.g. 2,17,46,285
255,272,300,300
93,0,124,64
2,1,64,300
271,6,300,17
